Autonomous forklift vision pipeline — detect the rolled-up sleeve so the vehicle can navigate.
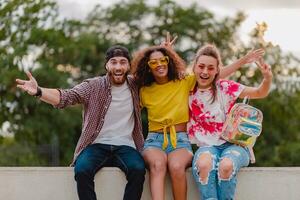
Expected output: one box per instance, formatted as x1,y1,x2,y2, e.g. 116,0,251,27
54,80,92,109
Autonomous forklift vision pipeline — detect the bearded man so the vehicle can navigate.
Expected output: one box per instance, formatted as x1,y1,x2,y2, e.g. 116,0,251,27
16,46,145,200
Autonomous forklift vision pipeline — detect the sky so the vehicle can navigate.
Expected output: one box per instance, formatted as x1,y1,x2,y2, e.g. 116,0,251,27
56,0,300,57
194,0,300,56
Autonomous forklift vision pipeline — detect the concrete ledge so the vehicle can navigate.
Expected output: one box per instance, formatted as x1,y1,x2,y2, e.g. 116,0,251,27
0,167,299,200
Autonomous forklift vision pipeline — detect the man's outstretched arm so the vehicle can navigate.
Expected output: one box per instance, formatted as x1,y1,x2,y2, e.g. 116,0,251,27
16,71,60,106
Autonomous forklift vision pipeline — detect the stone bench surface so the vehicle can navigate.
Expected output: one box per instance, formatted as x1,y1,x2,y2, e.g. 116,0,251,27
0,167,299,200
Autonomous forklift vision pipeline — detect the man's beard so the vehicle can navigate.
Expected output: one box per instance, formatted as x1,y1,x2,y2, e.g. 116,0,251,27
108,70,129,86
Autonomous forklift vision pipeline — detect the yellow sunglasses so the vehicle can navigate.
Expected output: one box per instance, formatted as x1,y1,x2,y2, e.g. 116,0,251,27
147,56,169,69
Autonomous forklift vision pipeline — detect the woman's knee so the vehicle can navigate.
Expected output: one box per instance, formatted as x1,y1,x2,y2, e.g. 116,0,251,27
168,161,186,177
193,153,213,184
196,153,213,172
219,158,233,180
149,159,167,173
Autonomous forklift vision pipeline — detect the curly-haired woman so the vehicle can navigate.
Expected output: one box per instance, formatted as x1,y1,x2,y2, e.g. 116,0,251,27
130,37,263,200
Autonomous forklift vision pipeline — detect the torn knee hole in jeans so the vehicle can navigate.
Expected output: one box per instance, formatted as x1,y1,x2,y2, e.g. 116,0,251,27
194,151,215,185
218,156,236,182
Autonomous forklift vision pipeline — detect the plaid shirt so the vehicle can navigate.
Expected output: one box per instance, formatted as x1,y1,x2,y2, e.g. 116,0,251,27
55,74,144,165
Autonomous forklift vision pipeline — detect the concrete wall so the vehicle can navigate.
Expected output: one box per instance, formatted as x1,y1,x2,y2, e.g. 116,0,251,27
0,167,299,200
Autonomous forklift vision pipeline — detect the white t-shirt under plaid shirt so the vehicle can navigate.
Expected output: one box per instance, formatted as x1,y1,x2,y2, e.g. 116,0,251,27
188,79,245,147
55,75,144,165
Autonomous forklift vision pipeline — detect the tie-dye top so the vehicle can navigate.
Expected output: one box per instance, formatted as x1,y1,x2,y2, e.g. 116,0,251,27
188,79,245,146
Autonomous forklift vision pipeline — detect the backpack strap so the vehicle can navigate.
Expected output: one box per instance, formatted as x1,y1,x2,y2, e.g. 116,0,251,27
243,96,250,104
248,147,256,164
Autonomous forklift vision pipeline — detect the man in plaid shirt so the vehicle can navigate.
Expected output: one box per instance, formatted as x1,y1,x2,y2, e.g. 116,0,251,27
16,46,146,200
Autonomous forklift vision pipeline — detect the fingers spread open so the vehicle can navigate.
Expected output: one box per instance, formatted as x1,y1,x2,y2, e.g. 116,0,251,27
25,71,33,80
16,79,26,85
17,84,26,91
170,35,178,45
254,48,265,54
166,31,170,43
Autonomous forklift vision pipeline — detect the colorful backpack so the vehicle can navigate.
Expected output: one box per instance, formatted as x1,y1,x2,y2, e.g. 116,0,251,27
221,98,263,163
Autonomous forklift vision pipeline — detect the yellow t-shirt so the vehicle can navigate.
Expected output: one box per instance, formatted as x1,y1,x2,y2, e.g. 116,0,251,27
140,74,196,133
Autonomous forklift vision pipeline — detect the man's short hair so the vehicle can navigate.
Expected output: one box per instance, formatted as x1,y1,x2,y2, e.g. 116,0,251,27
105,45,131,64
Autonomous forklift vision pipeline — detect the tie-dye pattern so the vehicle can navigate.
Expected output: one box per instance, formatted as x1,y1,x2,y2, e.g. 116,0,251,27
188,79,245,146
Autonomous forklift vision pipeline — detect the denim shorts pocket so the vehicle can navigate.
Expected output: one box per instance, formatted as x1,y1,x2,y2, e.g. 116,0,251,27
145,134,158,143
145,138,154,143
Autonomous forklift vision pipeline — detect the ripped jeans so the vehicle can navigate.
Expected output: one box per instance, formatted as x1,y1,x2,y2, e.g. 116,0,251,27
192,142,250,200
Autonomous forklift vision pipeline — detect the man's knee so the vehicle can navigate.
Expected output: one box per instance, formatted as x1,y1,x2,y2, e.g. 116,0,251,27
128,160,146,175
74,160,95,181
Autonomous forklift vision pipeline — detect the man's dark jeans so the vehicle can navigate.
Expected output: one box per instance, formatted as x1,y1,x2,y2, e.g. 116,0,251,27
74,143,146,200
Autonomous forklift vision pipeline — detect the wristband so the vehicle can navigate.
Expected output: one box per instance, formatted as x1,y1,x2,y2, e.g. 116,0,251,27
34,87,42,98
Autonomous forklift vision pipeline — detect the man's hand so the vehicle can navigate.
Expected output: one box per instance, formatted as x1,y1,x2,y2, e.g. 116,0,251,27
16,71,38,96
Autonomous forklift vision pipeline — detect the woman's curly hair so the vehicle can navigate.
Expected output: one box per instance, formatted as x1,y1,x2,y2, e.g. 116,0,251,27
131,45,186,88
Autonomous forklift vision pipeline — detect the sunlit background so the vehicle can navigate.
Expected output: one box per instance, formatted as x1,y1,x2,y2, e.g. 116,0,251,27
1,0,300,166
57,0,300,56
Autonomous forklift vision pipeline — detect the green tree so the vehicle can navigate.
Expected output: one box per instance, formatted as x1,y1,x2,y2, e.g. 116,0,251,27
0,0,82,165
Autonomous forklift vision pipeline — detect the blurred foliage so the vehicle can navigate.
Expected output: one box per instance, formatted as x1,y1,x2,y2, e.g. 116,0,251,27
0,137,47,166
0,0,299,166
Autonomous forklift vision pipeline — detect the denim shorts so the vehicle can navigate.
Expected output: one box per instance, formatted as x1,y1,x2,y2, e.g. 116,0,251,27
143,131,193,154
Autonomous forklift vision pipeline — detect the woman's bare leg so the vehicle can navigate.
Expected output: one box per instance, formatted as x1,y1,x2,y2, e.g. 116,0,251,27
143,148,168,200
168,149,193,200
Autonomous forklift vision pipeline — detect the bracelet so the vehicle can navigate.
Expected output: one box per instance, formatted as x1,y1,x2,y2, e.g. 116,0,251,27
34,87,42,98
